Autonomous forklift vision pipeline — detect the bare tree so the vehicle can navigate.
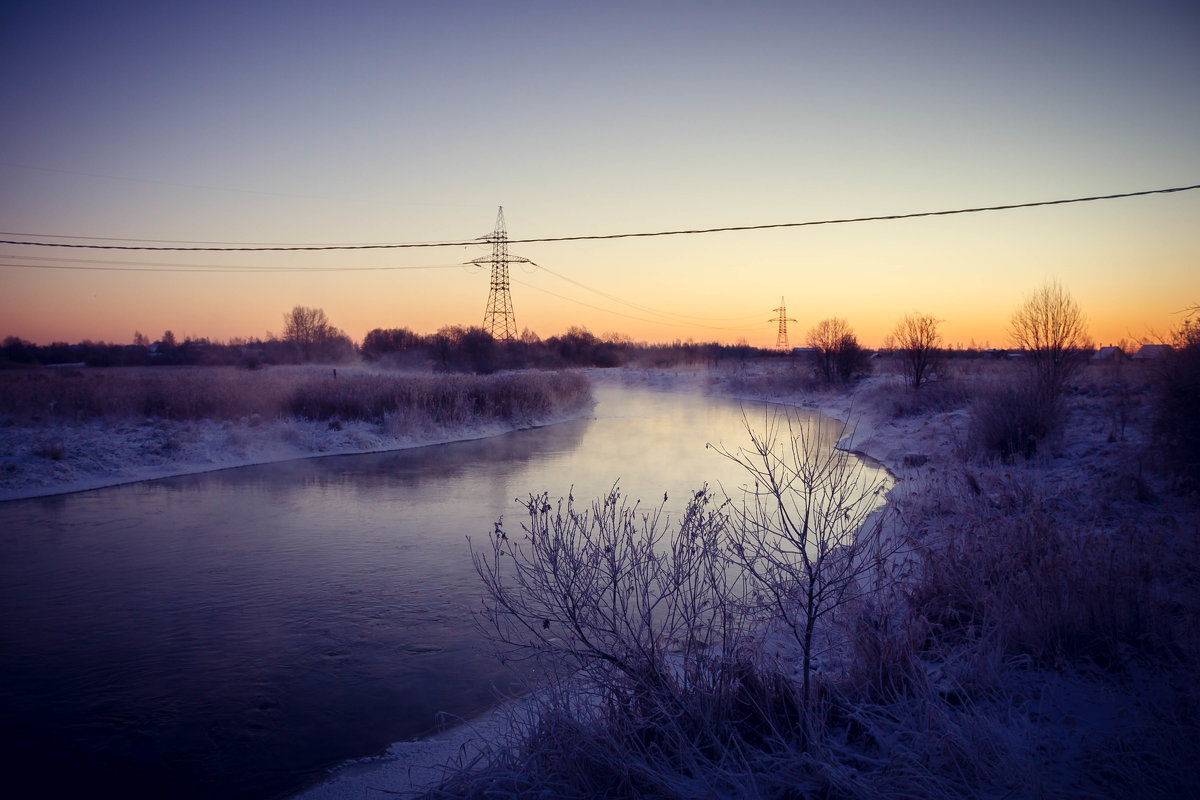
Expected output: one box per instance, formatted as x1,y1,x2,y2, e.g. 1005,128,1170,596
282,305,331,350
807,318,867,384
892,312,943,390
1010,280,1089,400
282,305,352,362
713,408,894,735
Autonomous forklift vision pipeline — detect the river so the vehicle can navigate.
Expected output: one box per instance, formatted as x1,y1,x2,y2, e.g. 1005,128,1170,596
0,384,887,798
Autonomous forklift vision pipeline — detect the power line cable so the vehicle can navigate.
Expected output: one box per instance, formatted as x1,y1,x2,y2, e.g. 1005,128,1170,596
2,183,1196,252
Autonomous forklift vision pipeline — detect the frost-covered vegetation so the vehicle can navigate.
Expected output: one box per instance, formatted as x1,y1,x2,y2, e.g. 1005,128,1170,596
426,344,1199,799
0,365,590,426
0,366,594,500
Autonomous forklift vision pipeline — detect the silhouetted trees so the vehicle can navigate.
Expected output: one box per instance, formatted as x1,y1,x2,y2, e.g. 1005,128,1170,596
281,305,355,363
2,321,786,373
362,327,422,361
807,318,869,384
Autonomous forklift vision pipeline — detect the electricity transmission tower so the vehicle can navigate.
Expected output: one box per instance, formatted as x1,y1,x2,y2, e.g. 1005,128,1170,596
471,206,530,341
769,296,797,351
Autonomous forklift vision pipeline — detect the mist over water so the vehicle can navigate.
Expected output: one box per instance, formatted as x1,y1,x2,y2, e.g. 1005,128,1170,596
0,386,888,798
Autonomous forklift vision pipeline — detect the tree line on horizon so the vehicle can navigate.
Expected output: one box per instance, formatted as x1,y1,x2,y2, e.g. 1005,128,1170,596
0,305,778,372
0,291,1124,379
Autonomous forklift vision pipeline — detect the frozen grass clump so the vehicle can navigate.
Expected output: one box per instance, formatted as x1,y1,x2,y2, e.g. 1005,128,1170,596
883,377,971,418
967,380,1060,460
908,475,1191,669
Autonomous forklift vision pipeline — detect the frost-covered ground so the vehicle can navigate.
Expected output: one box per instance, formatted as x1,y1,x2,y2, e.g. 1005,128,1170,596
0,367,592,502
0,413,582,503
296,361,1199,799
5,362,1192,798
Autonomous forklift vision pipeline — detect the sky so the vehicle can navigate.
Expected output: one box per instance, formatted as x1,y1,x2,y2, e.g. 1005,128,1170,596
2,0,1197,349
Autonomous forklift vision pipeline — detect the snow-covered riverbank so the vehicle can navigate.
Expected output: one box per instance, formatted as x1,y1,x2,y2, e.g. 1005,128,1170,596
0,412,591,503
0,367,594,503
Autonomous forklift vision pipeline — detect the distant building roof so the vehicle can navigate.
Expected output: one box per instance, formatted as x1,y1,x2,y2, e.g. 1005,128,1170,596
1091,346,1124,361
1132,344,1172,359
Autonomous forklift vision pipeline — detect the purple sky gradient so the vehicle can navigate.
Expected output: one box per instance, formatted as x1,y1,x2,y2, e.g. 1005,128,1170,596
2,0,1197,347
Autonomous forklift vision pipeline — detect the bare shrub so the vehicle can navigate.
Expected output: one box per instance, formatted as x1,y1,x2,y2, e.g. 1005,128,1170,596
473,486,750,717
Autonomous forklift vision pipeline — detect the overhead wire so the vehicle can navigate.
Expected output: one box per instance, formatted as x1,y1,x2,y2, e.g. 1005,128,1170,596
1,183,1196,252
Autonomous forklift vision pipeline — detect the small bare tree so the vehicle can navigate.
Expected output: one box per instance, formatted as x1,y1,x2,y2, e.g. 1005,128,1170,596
712,408,894,735
1010,280,1089,400
892,312,943,390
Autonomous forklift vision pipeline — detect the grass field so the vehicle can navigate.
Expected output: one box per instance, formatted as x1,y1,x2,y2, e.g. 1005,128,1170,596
0,365,592,426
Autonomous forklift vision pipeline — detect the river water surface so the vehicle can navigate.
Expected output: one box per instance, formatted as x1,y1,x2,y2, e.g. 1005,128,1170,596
0,384,886,798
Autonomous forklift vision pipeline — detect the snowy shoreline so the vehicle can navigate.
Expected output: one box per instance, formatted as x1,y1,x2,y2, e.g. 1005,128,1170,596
0,412,593,504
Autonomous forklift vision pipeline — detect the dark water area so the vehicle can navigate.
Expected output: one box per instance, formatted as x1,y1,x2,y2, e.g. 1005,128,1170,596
0,386,885,798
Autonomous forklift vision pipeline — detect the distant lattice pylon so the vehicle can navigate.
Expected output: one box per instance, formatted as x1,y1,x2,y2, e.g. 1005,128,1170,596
769,296,797,351
471,206,531,341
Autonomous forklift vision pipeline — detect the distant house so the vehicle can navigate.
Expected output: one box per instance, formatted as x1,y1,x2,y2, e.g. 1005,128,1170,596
1090,345,1124,362
1132,344,1172,360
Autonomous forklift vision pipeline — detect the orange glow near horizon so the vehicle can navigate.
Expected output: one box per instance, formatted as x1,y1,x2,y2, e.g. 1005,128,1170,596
1,3,1196,352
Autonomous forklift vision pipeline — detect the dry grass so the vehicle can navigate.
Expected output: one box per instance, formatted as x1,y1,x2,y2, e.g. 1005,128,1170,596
0,365,592,425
